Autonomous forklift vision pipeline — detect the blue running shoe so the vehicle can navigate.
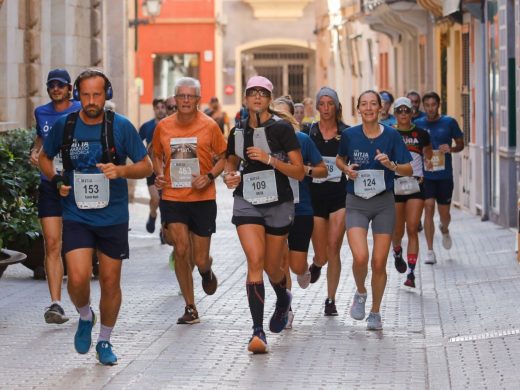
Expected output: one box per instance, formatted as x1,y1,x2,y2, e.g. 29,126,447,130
74,309,96,354
248,327,268,354
269,290,292,333
96,341,118,365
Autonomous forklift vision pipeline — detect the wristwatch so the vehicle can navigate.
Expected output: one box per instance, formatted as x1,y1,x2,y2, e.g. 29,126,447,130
307,168,313,177
207,172,215,181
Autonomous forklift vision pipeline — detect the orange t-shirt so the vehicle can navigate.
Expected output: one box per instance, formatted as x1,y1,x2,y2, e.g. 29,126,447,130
152,111,227,202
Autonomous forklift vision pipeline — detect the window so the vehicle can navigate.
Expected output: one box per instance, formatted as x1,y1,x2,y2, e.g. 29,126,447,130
153,54,199,98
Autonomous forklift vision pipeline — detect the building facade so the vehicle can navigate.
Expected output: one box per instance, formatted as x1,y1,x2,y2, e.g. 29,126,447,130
0,0,131,131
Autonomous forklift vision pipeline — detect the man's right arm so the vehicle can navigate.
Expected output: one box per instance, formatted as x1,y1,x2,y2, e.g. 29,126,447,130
30,136,43,167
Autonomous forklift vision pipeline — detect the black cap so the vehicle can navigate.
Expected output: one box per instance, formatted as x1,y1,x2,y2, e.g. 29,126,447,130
47,68,71,85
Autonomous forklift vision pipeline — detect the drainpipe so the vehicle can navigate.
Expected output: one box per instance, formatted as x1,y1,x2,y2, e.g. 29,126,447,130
481,0,490,221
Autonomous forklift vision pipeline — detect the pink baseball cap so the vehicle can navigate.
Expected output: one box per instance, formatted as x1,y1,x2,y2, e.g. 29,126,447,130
245,76,273,93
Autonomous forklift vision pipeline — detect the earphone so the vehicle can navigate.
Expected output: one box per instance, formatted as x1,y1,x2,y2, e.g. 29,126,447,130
73,69,113,101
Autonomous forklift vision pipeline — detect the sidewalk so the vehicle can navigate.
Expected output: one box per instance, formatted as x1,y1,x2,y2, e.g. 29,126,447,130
0,178,518,389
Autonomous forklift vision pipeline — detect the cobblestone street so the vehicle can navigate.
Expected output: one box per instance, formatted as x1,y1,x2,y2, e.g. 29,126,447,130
1,179,519,389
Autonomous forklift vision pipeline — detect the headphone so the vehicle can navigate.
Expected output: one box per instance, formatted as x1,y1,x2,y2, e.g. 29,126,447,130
73,69,113,101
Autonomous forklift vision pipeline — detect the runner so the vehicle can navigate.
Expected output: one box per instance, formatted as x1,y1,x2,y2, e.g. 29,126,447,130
223,76,304,353
415,91,464,264
379,90,396,126
273,96,327,329
152,77,227,324
304,87,349,316
406,90,426,122
390,97,432,288
336,90,412,330
139,98,166,235
30,68,80,322
39,69,152,365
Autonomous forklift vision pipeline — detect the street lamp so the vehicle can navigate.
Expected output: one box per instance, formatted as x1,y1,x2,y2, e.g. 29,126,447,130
129,0,163,127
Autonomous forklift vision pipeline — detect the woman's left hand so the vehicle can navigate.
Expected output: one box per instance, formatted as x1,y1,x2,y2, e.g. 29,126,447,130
246,147,269,165
374,149,393,170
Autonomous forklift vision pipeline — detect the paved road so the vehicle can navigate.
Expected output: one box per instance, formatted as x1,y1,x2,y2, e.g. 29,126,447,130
1,179,519,389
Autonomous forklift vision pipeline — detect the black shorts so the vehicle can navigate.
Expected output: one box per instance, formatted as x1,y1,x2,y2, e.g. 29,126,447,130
311,192,345,219
288,215,313,252
146,172,156,187
38,180,63,218
160,199,217,237
62,220,129,260
394,182,425,203
423,179,454,205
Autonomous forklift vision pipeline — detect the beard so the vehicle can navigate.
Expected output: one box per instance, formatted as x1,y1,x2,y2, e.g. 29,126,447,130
83,105,103,119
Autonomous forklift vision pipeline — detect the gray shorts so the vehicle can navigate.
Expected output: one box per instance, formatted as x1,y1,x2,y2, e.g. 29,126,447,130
345,191,395,234
231,196,294,236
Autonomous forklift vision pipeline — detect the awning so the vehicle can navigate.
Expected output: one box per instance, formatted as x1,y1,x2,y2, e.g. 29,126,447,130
443,0,460,15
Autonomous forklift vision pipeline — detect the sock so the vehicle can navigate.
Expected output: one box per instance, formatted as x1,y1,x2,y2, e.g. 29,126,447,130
408,254,418,272
246,281,265,329
269,275,289,308
77,304,92,321
98,324,113,343
51,300,61,306
393,245,402,255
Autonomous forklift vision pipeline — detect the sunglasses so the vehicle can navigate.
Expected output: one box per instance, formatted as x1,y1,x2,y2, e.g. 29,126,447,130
47,81,67,89
167,105,177,111
395,107,412,114
246,88,271,98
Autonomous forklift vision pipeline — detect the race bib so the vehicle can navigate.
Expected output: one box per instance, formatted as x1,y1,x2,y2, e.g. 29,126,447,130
243,170,278,205
428,150,445,171
73,172,109,209
394,176,420,195
289,177,300,204
170,137,199,188
313,156,341,183
354,170,386,199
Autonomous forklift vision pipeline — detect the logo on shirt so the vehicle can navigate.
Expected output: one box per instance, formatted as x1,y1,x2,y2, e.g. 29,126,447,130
352,150,370,165
70,139,90,160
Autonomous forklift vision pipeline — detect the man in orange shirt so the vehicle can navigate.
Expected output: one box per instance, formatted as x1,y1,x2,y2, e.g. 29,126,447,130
152,77,227,324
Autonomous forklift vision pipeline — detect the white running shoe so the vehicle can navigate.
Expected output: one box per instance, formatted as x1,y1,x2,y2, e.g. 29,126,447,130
439,224,452,250
297,270,311,289
424,250,437,265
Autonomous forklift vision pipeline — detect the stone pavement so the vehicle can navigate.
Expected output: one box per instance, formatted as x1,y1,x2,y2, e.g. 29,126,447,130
1,179,519,389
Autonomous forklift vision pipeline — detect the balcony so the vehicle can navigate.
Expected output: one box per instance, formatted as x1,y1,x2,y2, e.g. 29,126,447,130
242,0,312,19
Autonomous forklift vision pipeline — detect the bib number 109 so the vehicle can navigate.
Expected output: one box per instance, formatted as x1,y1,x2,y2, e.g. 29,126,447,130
252,181,266,191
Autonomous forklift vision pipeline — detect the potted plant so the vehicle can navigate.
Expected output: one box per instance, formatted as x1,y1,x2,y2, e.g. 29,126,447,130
0,128,43,279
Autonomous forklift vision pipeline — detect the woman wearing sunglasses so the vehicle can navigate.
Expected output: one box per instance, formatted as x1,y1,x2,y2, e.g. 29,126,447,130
336,90,412,330
223,76,304,353
391,97,433,288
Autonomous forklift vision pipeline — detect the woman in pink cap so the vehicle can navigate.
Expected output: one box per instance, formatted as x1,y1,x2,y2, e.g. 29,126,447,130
223,76,304,354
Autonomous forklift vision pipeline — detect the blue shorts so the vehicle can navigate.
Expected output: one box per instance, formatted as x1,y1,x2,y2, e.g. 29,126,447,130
38,180,63,218
62,220,129,260
423,179,454,205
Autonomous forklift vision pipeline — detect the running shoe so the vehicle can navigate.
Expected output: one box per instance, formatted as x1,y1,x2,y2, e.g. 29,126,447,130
350,291,367,320
393,247,407,274
285,308,294,329
159,230,166,245
146,215,156,233
269,290,292,333
309,263,322,284
248,327,268,354
96,341,118,366
366,312,383,330
404,273,416,288
177,304,200,324
297,270,311,289
74,308,96,354
439,224,452,250
44,303,69,324
424,250,437,265
200,263,218,295
418,220,423,232
169,250,175,271
324,298,338,316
